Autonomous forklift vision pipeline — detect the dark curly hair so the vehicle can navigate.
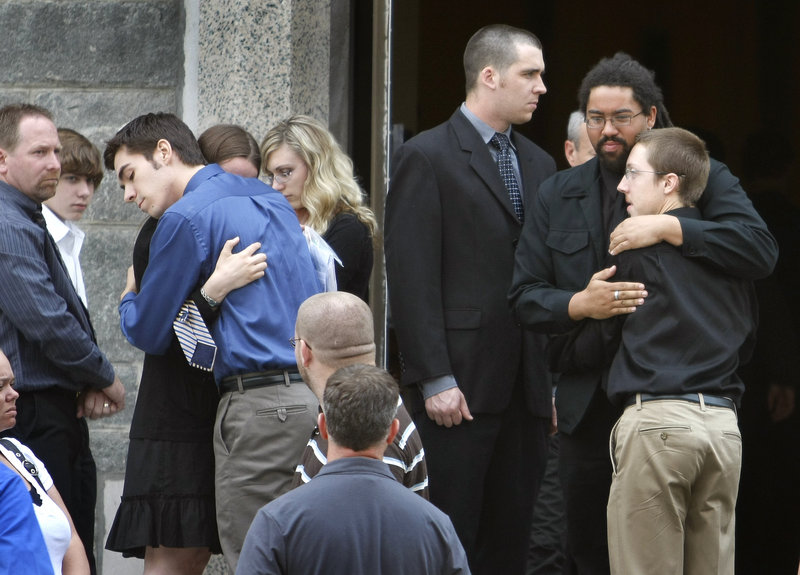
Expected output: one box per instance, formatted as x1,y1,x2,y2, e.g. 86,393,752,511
578,52,673,129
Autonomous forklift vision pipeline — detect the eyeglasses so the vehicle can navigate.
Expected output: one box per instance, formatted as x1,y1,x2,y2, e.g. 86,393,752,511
585,111,644,130
266,169,294,186
289,336,310,350
624,168,683,180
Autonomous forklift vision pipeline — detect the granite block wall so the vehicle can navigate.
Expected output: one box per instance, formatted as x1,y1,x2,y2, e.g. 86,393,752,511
1,1,183,572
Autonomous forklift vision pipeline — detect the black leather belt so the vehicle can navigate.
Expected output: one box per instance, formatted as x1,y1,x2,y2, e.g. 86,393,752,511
219,369,303,394
624,393,735,410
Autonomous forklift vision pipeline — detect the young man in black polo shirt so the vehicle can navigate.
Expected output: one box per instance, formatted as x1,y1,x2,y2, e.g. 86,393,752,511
605,128,755,574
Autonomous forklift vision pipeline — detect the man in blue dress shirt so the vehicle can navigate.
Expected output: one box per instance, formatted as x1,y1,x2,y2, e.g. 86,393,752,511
105,112,321,572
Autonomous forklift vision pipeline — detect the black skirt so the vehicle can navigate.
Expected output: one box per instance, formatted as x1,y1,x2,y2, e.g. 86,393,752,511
105,347,222,557
105,435,221,557
106,218,222,557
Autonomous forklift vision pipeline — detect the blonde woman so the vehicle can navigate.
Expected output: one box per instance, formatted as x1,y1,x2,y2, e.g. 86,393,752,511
261,115,377,301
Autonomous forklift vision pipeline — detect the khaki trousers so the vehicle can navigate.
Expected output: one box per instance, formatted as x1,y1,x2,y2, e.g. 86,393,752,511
607,396,742,575
213,380,318,573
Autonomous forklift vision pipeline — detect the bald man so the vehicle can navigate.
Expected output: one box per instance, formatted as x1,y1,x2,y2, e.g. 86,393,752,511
291,292,429,499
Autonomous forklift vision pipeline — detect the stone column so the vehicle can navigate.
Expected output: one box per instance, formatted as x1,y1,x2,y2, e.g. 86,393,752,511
188,0,335,144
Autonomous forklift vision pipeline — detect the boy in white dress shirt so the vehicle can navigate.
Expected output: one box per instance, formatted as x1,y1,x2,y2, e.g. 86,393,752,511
42,128,103,306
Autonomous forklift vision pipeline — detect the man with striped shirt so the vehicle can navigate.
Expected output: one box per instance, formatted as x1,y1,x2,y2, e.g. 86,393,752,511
291,291,429,499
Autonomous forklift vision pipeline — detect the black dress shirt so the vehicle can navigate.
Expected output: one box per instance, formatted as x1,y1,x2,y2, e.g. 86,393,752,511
550,207,757,406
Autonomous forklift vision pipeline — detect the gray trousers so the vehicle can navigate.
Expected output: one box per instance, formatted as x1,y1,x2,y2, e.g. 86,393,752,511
213,380,318,573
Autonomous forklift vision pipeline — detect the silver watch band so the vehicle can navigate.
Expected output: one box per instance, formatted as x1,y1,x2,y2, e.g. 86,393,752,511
200,286,220,308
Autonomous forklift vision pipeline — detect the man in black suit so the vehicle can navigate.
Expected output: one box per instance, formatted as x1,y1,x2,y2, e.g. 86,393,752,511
385,24,556,574
509,53,778,574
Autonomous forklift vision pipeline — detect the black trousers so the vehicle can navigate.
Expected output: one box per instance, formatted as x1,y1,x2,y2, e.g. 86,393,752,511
558,388,620,575
416,384,549,575
527,432,567,575
5,387,98,575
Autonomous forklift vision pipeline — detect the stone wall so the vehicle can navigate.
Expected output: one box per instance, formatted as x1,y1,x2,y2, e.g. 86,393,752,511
1,2,182,572
1,1,340,573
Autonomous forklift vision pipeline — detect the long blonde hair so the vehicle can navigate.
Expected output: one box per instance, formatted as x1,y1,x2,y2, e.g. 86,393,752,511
260,115,378,239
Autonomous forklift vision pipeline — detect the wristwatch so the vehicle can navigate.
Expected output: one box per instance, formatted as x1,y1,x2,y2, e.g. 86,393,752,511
200,287,220,308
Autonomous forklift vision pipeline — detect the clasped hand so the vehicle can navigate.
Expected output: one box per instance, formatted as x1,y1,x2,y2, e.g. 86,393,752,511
569,266,647,320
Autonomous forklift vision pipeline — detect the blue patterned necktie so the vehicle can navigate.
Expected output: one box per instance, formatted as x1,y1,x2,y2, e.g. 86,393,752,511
173,300,217,371
491,132,524,222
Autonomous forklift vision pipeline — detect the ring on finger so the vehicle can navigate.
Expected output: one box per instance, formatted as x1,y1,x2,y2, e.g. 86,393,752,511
103,402,110,408
614,290,620,301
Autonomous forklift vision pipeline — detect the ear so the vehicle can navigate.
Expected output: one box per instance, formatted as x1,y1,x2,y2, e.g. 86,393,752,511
385,418,400,445
480,66,499,90
645,105,658,130
564,140,577,166
663,173,681,195
318,412,328,440
299,339,313,368
0,146,10,175
155,139,173,164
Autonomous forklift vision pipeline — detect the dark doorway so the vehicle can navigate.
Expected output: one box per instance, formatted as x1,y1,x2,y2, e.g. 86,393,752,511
390,0,799,180
383,2,800,573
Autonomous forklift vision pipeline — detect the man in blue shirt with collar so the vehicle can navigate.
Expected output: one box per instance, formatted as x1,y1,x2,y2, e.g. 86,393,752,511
106,112,320,572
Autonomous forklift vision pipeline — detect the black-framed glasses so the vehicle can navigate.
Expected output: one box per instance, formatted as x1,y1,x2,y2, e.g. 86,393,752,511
289,336,309,349
585,111,643,130
624,168,681,180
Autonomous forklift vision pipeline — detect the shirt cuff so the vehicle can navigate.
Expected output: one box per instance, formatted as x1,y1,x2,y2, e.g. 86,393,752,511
678,217,705,258
419,375,458,400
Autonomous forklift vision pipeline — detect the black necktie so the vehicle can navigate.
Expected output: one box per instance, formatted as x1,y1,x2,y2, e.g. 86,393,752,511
491,132,524,222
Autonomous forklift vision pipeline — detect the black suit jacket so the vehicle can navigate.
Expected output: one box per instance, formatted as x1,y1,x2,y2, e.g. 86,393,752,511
509,156,777,433
385,109,556,416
